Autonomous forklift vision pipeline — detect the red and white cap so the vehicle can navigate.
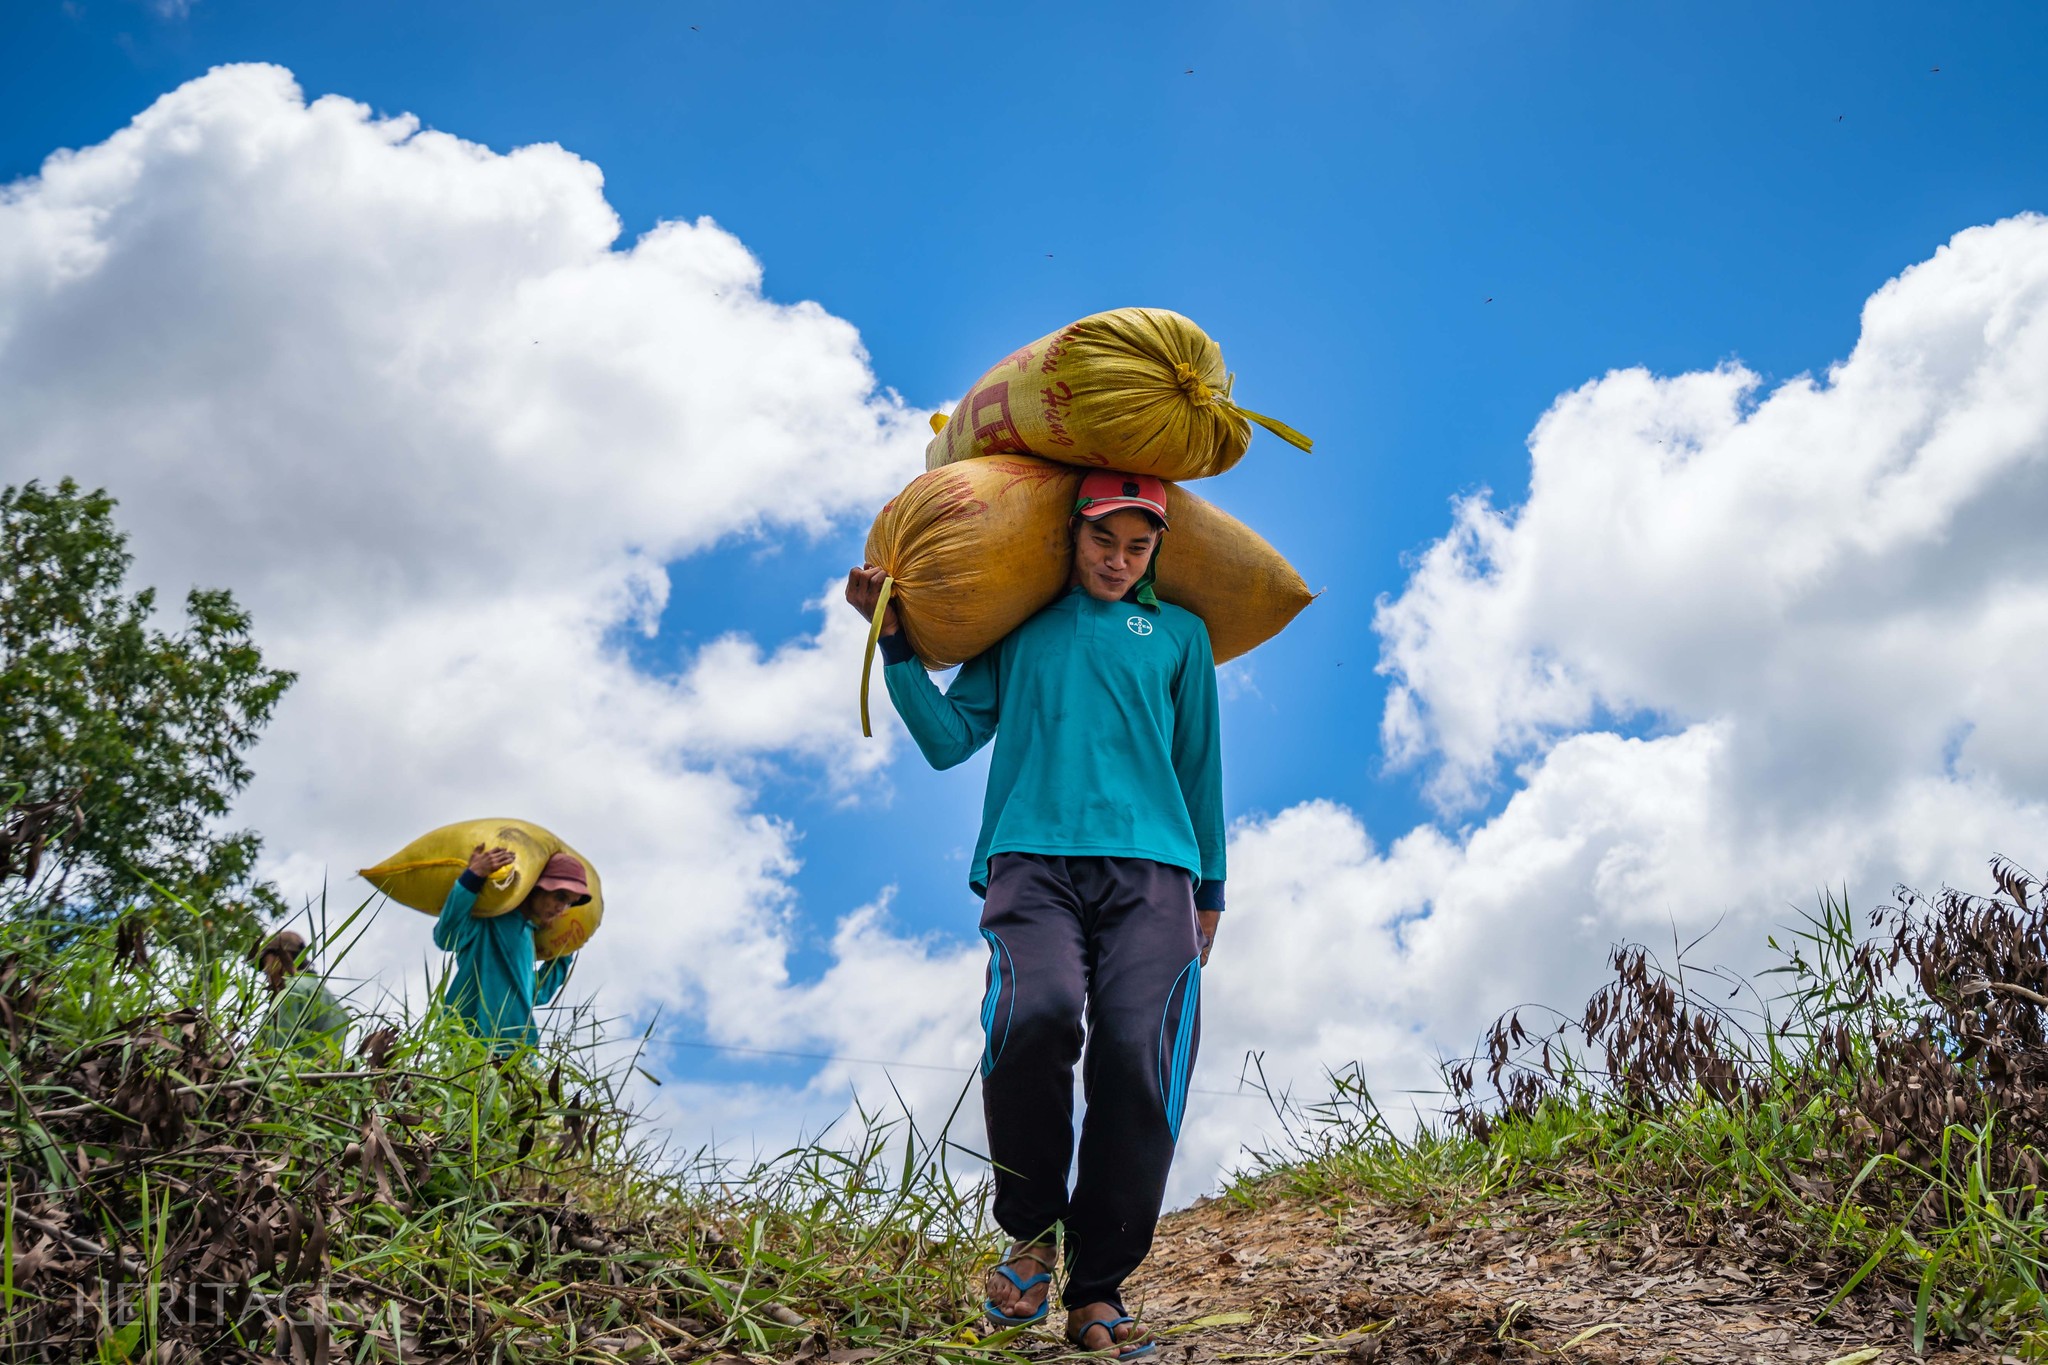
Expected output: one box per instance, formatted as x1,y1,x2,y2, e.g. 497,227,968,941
536,853,592,906
1074,471,1170,527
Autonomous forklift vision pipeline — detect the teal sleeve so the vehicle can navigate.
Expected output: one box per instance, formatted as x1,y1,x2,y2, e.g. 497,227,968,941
432,876,481,952
535,952,574,1005
1171,625,1227,889
883,650,1001,771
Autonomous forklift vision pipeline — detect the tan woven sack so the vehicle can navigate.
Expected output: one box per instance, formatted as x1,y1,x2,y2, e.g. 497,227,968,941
924,308,1310,481
859,456,1312,731
360,818,601,960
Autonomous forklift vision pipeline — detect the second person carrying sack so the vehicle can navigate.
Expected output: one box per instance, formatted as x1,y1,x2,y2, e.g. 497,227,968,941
925,308,1311,482
359,818,602,959
863,456,1313,710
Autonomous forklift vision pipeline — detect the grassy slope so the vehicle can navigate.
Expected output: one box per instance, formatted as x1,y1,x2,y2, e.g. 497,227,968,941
1215,888,2048,1359
10,875,2048,1362
0,899,1000,1364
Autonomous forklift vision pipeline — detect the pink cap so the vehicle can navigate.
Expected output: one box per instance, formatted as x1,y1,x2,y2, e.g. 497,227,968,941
1075,472,1170,527
536,852,592,906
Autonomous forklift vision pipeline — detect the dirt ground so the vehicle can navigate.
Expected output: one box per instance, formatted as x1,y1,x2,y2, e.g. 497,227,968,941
1070,1192,1999,1365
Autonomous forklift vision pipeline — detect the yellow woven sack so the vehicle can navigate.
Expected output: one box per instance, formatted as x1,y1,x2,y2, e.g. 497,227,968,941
859,456,1312,733
924,307,1311,481
359,818,602,960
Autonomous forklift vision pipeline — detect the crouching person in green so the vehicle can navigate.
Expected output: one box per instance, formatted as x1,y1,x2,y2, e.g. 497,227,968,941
253,930,350,1056
434,843,584,1053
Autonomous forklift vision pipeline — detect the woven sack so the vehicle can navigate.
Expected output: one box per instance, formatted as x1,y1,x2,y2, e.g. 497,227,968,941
924,307,1309,481
360,818,601,960
857,456,1312,731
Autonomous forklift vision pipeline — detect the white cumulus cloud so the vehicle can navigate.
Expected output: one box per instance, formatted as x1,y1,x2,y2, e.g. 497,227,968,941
0,63,933,1067
1377,215,2048,815
1181,215,2048,1194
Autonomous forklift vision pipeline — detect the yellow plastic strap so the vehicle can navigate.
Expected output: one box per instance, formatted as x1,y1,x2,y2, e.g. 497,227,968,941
360,858,465,876
361,856,518,895
1222,401,1314,452
1169,362,1311,452
859,575,896,739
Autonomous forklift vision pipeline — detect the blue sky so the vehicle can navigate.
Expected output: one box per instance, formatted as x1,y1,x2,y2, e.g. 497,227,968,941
5,1,2048,1118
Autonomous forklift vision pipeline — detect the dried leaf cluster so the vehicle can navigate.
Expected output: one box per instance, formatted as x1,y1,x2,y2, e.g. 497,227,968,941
1448,858,2048,1188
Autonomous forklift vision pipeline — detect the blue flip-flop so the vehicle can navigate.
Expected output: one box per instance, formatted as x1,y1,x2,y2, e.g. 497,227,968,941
1072,1315,1156,1358
982,1247,1054,1327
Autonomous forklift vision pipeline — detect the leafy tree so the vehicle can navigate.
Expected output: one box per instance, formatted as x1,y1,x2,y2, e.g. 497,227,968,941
1,479,295,940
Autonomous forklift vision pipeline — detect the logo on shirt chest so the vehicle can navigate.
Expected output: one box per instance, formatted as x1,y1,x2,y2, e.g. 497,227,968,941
1126,616,1154,637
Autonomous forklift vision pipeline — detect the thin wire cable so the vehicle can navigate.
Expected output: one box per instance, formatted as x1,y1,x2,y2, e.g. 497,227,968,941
648,1035,1266,1100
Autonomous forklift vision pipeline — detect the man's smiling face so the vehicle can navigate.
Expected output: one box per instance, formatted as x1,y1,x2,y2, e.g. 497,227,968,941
1074,508,1163,602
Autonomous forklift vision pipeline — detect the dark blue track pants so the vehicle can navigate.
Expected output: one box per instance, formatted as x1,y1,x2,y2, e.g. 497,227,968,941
977,853,1203,1311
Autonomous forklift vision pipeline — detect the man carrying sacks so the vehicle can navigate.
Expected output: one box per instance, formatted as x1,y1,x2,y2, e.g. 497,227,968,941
434,843,587,1054
846,471,1223,1359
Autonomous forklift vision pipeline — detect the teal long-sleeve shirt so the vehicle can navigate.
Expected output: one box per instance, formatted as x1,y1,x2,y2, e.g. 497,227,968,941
884,586,1226,909
433,870,575,1051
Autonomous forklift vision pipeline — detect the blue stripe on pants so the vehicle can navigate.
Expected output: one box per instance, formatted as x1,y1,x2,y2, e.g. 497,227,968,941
980,928,1013,1077
1158,957,1201,1140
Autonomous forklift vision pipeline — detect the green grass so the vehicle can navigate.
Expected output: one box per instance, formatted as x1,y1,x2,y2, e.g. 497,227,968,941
1229,889,2048,1357
0,887,1014,1364
19,844,2048,1360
